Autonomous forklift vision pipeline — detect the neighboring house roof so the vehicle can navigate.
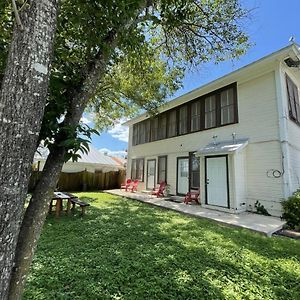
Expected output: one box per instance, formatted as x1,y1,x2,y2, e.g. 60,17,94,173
78,146,119,166
124,43,300,126
34,145,120,167
110,156,127,167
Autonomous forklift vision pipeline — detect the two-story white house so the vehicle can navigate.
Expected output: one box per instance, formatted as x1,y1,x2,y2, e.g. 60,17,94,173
124,44,300,217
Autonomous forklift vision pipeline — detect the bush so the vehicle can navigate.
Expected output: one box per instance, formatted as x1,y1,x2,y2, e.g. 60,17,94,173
282,189,300,231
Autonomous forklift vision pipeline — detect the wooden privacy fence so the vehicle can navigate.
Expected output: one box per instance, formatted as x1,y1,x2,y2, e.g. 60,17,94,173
29,169,126,192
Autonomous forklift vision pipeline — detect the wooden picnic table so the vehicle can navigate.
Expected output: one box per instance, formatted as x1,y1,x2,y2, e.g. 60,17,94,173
50,192,78,218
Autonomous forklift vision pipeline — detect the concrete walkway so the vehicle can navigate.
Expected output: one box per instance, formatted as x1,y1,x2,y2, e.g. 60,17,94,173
105,189,286,237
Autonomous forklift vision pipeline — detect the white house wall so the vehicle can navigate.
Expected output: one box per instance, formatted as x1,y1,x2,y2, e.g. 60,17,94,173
233,150,247,212
281,65,300,194
128,70,285,216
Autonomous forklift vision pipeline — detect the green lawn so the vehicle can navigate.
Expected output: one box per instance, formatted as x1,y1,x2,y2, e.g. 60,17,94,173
24,192,300,300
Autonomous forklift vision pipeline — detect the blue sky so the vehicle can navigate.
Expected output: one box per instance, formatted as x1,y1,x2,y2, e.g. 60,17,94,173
89,0,300,157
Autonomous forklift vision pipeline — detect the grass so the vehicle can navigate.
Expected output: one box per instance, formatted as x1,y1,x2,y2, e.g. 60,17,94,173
24,192,300,300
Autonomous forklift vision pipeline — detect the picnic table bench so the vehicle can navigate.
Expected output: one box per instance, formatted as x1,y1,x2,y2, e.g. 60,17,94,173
50,192,90,217
70,198,90,216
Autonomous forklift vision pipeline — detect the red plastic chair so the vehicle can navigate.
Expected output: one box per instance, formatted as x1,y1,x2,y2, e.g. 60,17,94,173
121,179,132,191
127,179,139,192
184,189,200,204
151,181,167,197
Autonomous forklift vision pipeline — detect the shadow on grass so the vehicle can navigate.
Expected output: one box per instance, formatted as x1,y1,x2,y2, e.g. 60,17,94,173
23,193,300,300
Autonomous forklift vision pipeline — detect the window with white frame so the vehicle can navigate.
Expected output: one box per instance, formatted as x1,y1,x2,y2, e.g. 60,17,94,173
220,88,235,125
131,158,144,181
205,95,216,129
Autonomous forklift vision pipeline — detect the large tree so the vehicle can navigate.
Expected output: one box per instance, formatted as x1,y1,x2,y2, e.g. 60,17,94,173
0,1,59,299
0,0,250,298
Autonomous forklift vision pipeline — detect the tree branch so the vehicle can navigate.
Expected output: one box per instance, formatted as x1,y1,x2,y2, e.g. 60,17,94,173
11,0,24,31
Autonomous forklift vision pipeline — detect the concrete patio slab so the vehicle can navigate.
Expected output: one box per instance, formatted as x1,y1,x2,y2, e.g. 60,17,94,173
105,189,286,237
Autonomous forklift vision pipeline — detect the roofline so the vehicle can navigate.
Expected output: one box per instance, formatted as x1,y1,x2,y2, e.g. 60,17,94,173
124,43,300,126
34,159,121,168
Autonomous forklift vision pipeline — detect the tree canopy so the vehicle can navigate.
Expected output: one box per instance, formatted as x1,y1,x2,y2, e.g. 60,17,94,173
1,0,250,158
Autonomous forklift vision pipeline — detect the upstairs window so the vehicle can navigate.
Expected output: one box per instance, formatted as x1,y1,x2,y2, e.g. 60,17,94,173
132,83,238,146
132,124,138,146
151,117,159,141
167,110,177,137
191,101,201,132
138,122,145,144
144,120,151,143
159,114,167,140
205,95,216,129
179,105,188,135
286,74,300,124
221,88,235,125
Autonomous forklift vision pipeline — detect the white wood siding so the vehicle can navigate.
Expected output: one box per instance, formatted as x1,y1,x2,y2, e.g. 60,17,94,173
233,149,247,212
128,71,284,215
281,65,300,194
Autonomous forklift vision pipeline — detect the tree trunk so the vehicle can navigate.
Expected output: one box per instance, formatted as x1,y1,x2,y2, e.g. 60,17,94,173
0,1,59,299
7,1,150,298
8,146,66,300
8,23,121,298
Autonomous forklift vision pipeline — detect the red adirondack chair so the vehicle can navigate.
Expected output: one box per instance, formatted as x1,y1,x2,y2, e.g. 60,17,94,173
151,181,167,197
127,179,139,192
184,189,200,204
121,178,132,191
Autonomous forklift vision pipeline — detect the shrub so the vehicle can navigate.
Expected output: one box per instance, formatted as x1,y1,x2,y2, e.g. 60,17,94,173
282,189,300,230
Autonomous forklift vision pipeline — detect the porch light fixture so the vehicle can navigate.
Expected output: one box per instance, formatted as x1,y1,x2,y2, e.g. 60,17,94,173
212,135,218,145
232,132,236,144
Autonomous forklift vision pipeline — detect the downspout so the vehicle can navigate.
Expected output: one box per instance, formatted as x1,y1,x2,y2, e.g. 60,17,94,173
274,63,291,199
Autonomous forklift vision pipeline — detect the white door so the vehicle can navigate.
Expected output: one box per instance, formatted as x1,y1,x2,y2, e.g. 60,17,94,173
206,156,229,207
177,158,189,195
147,160,156,189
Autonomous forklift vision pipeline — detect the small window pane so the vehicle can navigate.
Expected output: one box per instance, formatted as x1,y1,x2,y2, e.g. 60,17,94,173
137,159,144,181
131,160,137,179
179,106,188,135
190,154,200,189
286,75,300,123
138,122,145,144
205,95,216,129
180,159,189,177
132,124,138,145
151,117,159,141
168,110,177,137
144,120,151,143
159,114,167,140
221,88,234,125
158,156,167,183
131,158,144,181
191,101,201,132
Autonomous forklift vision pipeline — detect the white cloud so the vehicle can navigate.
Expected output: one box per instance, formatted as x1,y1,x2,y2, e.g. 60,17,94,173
108,119,129,142
99,148,127,158
80,116,92,125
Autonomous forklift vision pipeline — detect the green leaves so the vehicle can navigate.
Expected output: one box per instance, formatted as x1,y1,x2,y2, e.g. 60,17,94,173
282,190,300,230
2,0,251,159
